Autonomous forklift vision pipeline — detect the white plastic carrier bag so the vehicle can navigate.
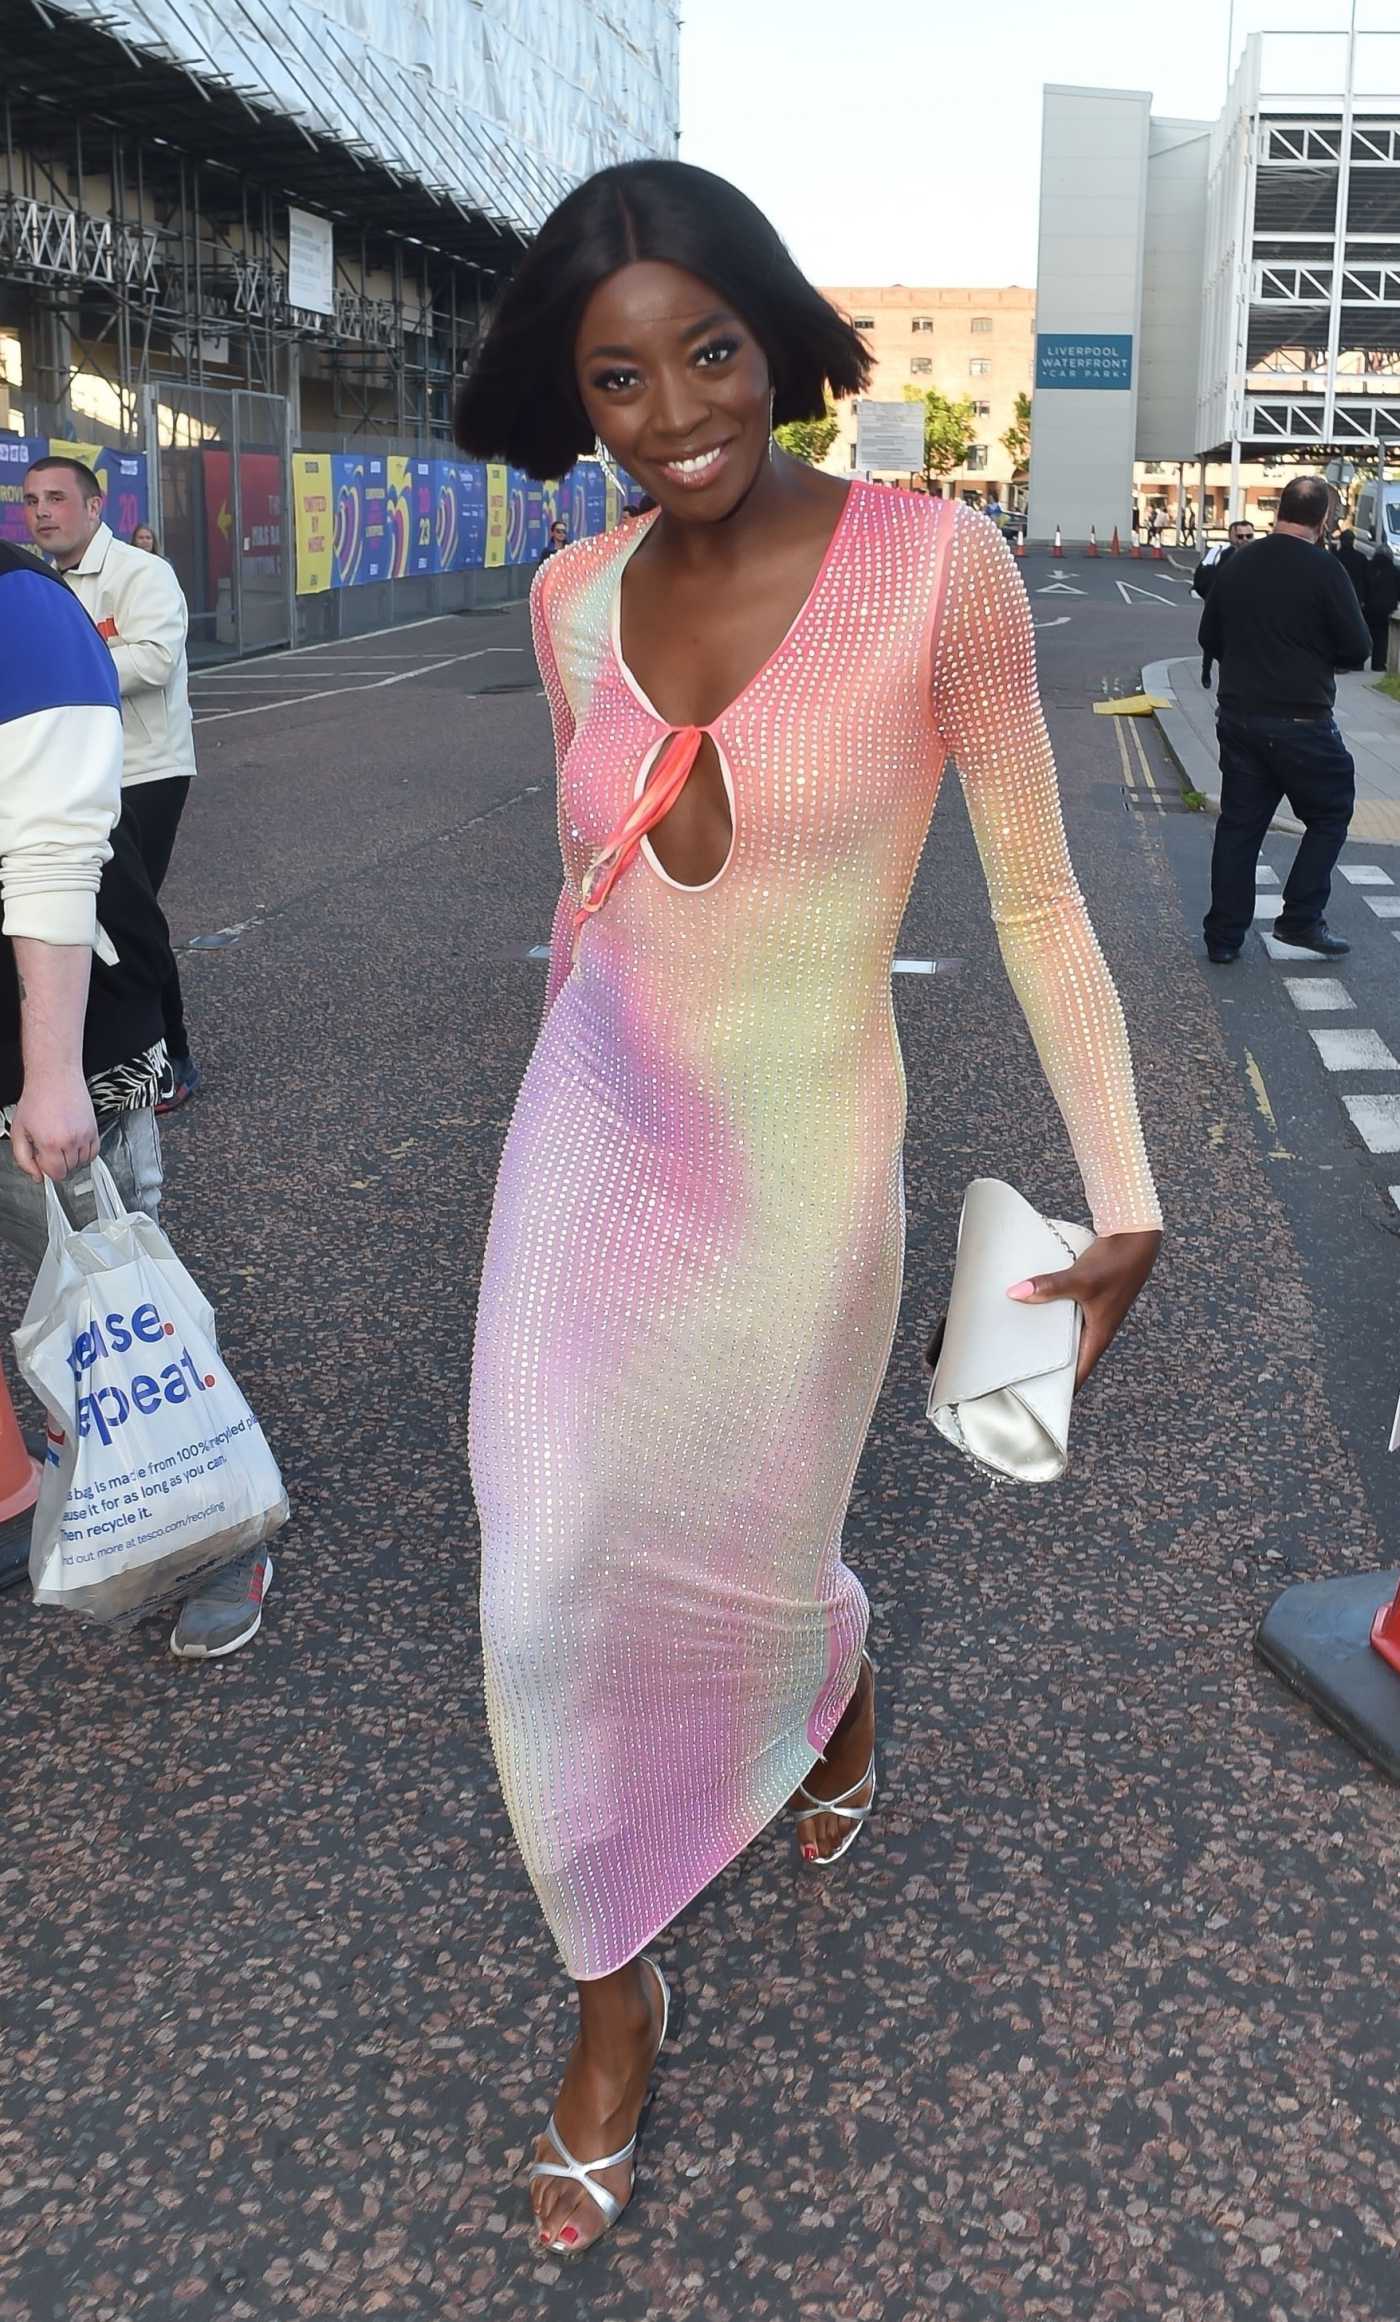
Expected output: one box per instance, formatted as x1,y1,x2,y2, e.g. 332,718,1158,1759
12,1156,289,1625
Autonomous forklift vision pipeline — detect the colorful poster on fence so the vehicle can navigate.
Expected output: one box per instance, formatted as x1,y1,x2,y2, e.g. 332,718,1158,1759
201,449,235,602
0,436,46,546
388,456,436,579
580,460,607,539
292,453,334,594
98,452,149,543
484,463,508,567
333,453,390,587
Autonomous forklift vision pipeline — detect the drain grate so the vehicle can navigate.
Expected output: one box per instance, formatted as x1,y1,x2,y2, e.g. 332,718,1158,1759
475,680,540,695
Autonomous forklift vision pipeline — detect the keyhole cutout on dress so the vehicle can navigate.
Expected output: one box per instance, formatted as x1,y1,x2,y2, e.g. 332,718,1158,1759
637,729,735,890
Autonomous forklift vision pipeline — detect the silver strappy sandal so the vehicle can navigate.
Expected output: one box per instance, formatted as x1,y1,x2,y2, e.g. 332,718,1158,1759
529,1953,671,2260
788,1655,877,1866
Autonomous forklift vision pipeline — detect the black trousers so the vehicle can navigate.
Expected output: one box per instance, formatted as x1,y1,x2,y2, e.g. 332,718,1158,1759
1204,711,1355,950
118,776,191,1062
1369,615,1392,673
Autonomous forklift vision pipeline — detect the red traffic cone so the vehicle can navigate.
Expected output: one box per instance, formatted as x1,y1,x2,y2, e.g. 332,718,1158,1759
1373,1580,1400,1677
0,1364,39,1525
1052,525,1063,559
1151,532,1165,560
1085,524,1099,557
1109,525,1121,555
1014,528,1026,559
1130,529,1142,558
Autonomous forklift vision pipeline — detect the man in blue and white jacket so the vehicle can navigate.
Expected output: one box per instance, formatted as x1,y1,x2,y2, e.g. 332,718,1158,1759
0,540,272,1657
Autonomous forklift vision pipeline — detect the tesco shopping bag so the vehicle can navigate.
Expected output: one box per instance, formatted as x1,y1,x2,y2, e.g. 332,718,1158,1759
13,1156,288,1625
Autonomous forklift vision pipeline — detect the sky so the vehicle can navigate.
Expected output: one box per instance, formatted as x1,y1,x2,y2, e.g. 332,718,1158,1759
678,0,1397,287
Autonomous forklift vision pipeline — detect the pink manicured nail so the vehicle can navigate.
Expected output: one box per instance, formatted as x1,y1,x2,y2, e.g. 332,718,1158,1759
560,2224,580,2246
802,1843,818,1861
1006,1279,1035,1301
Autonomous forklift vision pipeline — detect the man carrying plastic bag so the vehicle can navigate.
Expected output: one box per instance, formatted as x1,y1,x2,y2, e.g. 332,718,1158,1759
15,1158,286,1625
0,537,285,1645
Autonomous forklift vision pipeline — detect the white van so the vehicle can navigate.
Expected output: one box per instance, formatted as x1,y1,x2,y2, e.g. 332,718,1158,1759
1351,477,1400,557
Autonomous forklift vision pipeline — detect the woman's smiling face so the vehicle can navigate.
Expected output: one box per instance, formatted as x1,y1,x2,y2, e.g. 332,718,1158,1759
574,261,772,523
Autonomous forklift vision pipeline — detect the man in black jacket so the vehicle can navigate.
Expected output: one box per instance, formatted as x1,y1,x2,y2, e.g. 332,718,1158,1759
1198,475,1372,963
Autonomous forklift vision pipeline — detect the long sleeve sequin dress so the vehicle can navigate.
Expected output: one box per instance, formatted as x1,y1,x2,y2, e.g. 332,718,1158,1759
469,489,1161,1980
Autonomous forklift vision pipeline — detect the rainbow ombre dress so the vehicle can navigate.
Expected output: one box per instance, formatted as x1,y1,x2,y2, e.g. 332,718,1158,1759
469,488,1161,1980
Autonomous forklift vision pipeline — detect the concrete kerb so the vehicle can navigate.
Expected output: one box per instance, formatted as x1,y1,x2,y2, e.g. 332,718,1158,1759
1142,656,1309,838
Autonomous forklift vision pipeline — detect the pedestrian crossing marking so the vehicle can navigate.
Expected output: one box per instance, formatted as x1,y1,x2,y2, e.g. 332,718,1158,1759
1256,867,1280,887
1366,896,1400,917
1343,1094,1400,1152
1253,893,1284,919
1261,930,1334,959
1310,1029,1399,1071
1339,864,1393,886
1285,978,1354,1012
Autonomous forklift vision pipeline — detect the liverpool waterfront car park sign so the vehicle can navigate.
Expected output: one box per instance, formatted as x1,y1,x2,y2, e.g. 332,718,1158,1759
1034,333,1134,390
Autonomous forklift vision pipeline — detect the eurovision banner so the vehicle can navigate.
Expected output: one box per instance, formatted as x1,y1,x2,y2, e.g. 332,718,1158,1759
332,452,391,588
99,452,150,543
292,454,334,595
292,453,618,596
388,456,436,580
484,463,508,568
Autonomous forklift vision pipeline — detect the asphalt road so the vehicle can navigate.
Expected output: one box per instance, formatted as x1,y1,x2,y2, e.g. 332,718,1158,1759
2,552,1398,2322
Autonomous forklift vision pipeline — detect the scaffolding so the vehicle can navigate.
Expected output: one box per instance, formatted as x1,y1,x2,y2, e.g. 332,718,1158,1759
1,0,679,435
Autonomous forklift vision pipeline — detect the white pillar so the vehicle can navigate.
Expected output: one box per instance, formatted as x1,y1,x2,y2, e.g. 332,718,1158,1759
1229,438,1242,522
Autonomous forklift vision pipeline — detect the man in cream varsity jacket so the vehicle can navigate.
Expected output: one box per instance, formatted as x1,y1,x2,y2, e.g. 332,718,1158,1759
0,538,272,1656
23,458,201,1111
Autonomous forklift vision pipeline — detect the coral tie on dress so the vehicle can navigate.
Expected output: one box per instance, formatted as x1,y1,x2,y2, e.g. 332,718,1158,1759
572,725,707,956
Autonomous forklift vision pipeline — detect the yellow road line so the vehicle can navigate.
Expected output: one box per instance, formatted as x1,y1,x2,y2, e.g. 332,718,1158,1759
1114,717,1136,791
1127,717,1162,807
1243,1048,1294,1159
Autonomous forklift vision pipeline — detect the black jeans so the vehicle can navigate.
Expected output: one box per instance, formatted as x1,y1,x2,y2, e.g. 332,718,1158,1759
1204,710,1355,949
118,776,192,1061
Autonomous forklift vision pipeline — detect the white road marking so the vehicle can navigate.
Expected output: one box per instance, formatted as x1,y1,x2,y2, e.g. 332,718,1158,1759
527,945,551,960
1339,864,1393,886
1390,1187,1400,1215
1033,616,1072,629
1115,579,1177,607
1285,978,1354,1012
191,649,514,725
893,958,936,974
1035,581,1084,596
1253,894,1284,919
1256,867,1279,886
1311,1028,1399,1071
1343,1094,1400,1152
1366,896,1400,917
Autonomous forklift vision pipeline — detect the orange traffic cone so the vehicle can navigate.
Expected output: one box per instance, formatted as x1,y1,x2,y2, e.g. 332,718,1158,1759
0,1363,39,1525
1109,525,1121,555
1052,525,1063,558
1130,530,1142,558
1373,1580,1400,1677
1014,528,1026,559
1151,533,1165,560
1086,524,1099,557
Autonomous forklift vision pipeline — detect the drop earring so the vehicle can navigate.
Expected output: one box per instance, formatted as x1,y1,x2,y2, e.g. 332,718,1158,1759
768,389,776,462
593,436,622,490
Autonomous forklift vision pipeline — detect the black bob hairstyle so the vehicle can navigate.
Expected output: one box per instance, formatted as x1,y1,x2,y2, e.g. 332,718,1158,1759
453,160,872,481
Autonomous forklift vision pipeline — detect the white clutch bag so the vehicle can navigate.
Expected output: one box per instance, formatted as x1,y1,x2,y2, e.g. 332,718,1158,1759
926,1178,1094,1483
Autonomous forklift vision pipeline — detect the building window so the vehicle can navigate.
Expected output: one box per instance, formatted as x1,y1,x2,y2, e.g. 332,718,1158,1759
974,400,991,416
912,315,933,333
853,315,874,330
971,316,993,333
910,355,932,375
965,443,988,471
970,358,991,376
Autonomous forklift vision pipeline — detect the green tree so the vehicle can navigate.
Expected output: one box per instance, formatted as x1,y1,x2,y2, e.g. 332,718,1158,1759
1000,389,1032,477
774,398,841,466
901,385,977,485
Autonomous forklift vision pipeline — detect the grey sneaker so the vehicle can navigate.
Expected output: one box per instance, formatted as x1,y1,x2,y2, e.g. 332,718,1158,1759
169,1549,274,1660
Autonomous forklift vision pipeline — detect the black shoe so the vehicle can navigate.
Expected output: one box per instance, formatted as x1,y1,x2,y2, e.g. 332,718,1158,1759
1271,922,1350,956
1206,942,1241,963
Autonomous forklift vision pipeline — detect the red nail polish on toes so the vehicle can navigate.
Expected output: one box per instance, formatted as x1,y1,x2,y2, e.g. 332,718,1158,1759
560,2224,580,2246
802,1843,818,1861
